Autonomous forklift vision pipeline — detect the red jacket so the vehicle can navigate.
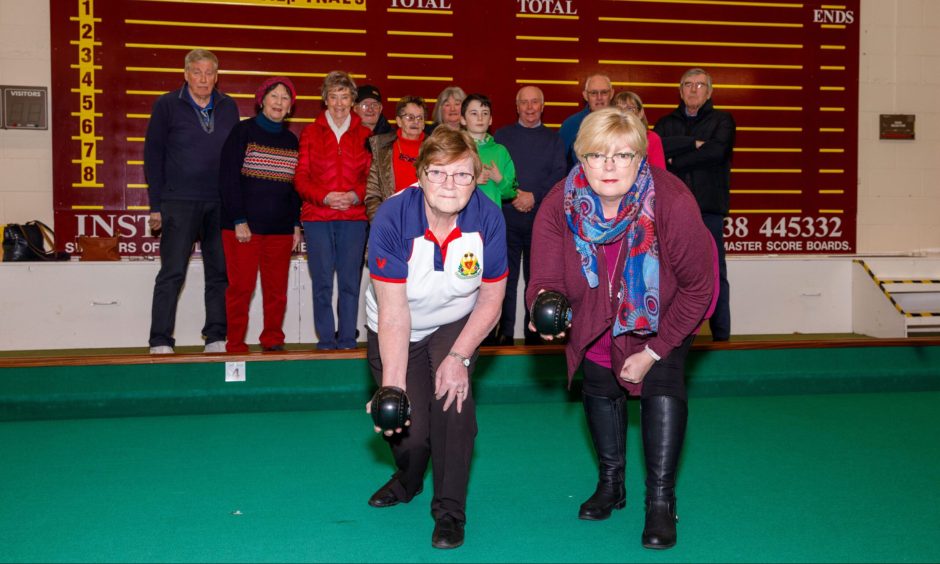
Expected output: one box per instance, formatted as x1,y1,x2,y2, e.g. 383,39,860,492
295,111,372,222
526,167,714,385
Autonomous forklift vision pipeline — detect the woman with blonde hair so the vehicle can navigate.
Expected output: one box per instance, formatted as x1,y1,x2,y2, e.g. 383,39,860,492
528,108,715,549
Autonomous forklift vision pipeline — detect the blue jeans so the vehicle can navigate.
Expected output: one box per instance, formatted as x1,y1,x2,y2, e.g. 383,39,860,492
701,213,730,340
149,200,227,348
303,220,367,349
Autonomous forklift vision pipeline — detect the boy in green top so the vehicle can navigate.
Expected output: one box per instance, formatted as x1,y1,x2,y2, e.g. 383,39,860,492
460,94,517,206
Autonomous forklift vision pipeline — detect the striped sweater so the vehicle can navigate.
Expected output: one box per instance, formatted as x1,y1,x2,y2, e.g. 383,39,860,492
219,117,301,235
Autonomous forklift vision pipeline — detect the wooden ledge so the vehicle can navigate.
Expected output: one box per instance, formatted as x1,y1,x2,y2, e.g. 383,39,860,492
2,336,940,369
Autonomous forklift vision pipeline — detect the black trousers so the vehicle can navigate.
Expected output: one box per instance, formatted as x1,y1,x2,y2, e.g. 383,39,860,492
581,336,694,401
702,212,730,340
366,315,478,524
149,200,227,348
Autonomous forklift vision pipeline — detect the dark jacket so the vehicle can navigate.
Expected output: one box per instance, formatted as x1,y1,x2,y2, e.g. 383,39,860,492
494,122,567,229
526,167,714,384
372,114,395,136
144,86,240,209
653,99,735,215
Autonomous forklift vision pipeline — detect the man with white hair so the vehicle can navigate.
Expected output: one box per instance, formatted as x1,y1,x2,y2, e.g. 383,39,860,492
144,49,240,354
490,85,567,346
558,73,614,169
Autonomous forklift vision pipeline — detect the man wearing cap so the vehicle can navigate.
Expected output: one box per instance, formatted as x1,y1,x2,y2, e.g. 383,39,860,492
355,84,394,135
145,48,240,354
218,76,302,353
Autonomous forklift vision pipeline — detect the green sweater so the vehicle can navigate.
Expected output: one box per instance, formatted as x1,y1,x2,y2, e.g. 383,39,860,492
474,134,517,206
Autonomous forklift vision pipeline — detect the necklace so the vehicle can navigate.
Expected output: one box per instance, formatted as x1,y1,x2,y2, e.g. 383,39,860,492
395,140,417,163
606,239,625,302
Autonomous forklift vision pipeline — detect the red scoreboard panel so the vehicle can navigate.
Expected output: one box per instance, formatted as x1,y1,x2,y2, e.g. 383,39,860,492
50,0,860,256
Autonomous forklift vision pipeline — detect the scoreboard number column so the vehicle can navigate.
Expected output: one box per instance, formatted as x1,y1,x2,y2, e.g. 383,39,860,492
73,0,103,189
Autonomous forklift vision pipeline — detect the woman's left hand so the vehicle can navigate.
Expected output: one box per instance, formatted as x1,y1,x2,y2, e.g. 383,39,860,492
619,350,656,384
434,355,469,414
235,223,252,243
292,226,303,251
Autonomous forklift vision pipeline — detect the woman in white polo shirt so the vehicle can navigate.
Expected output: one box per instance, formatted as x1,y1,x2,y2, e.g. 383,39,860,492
364,127,508,550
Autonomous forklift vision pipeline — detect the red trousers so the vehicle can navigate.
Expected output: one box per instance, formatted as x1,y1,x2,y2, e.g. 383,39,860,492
222,229,293,352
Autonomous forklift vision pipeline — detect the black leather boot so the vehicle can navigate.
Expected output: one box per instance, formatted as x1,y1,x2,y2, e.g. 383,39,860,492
640,395,687,549
578,392,627,520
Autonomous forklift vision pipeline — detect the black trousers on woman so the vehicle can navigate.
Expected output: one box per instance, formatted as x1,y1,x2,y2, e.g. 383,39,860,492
366,315,478,524
581,335,693,401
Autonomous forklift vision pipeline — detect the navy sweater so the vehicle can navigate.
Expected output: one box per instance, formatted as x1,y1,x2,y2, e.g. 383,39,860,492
144,86,240,209
493,122,567,228
219,116,300,235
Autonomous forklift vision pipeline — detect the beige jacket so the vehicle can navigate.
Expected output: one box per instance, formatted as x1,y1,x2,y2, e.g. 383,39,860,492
365,132,398,221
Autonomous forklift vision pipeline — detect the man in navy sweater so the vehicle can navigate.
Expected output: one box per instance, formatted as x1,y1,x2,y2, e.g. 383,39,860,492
491,86,567,345
144,49,240,354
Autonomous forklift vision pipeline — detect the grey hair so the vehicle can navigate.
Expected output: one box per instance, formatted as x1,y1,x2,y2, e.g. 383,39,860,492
516,85,545,104
679,68,713,91
431,86,467,124
321,70,358,100
582,73,612,92
184,49,218,71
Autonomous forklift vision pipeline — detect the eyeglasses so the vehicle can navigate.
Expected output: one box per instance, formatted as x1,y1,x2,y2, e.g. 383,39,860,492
398,114,424,123
424,168,475,186
581,152,637,169
681,81,709,91
618,105,639,113
586,89,611,98
358,102,381,111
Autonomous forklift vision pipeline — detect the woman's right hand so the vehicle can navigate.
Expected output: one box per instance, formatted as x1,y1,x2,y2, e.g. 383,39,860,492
366,383,410,437
528,288,567,341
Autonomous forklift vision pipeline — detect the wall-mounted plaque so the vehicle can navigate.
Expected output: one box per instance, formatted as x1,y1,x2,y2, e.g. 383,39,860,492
2,86,48,130
879,114,915,140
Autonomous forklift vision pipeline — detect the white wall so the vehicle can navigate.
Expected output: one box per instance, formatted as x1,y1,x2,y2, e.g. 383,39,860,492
0,258,857,351
0,0,52,226
856,0,940,253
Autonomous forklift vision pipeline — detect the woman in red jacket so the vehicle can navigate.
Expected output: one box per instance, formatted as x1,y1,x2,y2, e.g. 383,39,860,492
294,71,372,349
527,108,714,550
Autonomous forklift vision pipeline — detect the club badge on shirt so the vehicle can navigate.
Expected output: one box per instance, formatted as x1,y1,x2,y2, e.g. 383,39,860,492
456,252,481,279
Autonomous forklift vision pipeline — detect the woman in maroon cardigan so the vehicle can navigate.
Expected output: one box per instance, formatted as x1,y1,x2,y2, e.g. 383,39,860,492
527,108,714,550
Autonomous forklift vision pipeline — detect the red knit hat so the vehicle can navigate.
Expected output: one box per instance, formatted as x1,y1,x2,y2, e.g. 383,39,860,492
255,76,297,107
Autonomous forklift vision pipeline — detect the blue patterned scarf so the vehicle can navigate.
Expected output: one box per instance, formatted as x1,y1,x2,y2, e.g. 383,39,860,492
564,160,660,336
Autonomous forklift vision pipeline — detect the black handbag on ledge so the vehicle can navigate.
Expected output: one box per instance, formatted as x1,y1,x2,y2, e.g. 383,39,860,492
1,221,70,262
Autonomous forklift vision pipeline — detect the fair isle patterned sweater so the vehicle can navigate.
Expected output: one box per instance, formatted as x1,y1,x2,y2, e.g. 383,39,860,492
219,116,301,235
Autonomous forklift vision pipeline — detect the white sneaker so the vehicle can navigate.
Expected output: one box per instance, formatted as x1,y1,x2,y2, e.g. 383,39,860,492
204,341,226,353
149,345,174,354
